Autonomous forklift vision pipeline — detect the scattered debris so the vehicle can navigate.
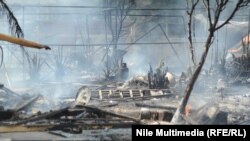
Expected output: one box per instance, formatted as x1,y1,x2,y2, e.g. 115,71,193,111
1,1,250,139
191,103,228,125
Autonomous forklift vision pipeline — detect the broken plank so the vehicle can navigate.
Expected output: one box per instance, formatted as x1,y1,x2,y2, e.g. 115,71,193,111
81,105,144,124
0,125,54,133
13,107,69,125
135,103,177,112
14,95,41,112
100,93,173,102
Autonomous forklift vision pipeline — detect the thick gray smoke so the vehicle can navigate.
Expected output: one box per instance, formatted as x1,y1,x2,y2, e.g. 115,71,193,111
6,0,100,6
0,0,249,112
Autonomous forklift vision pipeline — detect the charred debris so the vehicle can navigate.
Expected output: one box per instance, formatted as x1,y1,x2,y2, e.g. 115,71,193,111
0,0,250,140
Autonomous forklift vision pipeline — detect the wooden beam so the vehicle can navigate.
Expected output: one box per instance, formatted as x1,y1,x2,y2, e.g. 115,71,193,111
0,33,50,50
82,105,144,124
0,125,53,133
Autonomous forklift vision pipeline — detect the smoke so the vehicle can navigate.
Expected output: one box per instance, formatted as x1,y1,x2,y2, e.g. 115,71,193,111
7,0,100,6
0,0,249,113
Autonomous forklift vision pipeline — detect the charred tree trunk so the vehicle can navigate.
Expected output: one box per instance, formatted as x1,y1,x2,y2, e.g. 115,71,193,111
171,31,214,123
171,0,249,124
181,31,214,113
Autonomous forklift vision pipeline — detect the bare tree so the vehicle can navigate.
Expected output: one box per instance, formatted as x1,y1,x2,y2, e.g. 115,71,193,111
172,0,249,123
187,0,199,65
54,47,68,81
103,49,112,79
103,0,135,79
76,16,94,71
0,0,23,38
27,54,45,82
0,0,23,68
0,0,50,82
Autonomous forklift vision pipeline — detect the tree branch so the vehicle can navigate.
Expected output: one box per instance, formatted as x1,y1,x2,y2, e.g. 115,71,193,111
215,0,249,30
0,0,24,38
172,0,249,124
205,0,213,28
187,0,199,65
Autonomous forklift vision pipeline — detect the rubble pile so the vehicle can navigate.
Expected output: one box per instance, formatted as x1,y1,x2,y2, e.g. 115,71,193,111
121,75,149,89
0,82,179,140
225,54,250,82
0,63,250,139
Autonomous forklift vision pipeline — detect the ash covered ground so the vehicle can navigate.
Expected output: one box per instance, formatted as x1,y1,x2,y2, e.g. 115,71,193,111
0,0,250,140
